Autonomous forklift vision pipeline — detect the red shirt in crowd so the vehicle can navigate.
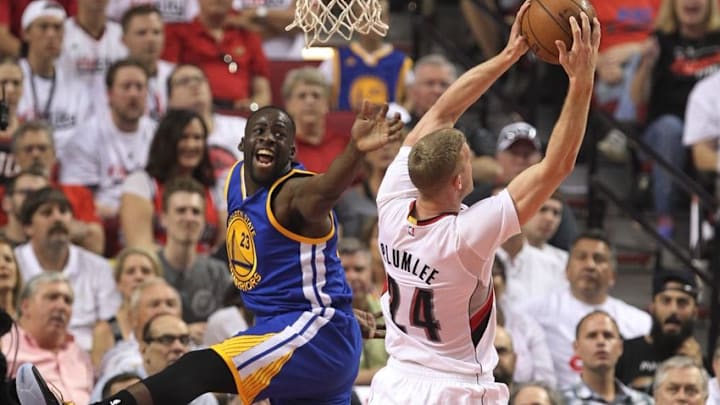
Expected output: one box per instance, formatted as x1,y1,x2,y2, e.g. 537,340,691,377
0,0,76,38
162,15,270,105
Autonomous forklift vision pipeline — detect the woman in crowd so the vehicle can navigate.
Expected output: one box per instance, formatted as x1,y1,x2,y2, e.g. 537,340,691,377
0,236,21,319
119,109,225,253
90,247,162,369
630,0,720,238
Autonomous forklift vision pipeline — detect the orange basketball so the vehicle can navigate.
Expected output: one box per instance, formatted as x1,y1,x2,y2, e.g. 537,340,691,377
520,0,596,64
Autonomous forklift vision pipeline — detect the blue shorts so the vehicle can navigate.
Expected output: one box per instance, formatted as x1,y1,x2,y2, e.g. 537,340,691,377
211,308,362,405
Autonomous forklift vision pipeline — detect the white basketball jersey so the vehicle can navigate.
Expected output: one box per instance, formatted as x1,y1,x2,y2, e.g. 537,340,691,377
60,113,157,210
106,0,200,23
58,18,128,101
376,146,521,377
17,59,94,154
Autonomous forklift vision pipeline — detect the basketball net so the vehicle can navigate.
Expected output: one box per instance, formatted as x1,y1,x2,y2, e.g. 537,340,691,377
286,0,389,47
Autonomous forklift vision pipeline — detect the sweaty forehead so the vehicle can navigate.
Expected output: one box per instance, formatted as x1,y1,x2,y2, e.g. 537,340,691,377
251,109,291,125
248,108,295,136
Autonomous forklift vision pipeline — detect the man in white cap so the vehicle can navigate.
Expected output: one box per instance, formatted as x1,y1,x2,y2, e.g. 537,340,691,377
16,0,93,155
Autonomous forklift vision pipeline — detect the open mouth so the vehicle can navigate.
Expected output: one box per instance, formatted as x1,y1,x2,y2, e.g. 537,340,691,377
255,148,275,168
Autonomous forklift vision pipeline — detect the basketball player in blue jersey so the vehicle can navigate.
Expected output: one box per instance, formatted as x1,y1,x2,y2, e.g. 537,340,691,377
16,101,403,405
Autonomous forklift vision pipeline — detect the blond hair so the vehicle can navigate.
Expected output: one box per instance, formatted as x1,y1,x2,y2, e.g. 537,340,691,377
281,67,331,100
408,129,466,196
114,246,163,281
655,0,720,34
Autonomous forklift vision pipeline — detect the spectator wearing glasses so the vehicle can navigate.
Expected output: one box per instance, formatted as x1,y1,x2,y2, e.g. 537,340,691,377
139,313,218,405
162,0,271,112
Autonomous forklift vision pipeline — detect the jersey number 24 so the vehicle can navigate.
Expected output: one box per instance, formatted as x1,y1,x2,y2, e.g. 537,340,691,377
387,275,441,342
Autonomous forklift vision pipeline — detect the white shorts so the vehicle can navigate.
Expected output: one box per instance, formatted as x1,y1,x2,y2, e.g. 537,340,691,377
368,358,509,405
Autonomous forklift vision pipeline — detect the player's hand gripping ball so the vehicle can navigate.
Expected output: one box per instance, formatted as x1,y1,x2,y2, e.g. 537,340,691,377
520,0,597,64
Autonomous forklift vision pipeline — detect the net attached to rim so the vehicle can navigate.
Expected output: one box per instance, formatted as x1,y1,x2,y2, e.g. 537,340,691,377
286,0,389,47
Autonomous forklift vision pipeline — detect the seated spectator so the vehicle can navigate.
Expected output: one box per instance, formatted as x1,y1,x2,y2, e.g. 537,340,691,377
510,382,564,405
521,229,652,388
283,67,349,174
138,313,218,404
335,135,402,238
318,0,413,111
562,310,653,404
653,355,709,404
492,258,556,387
101,372,142,399
629,0,720,238
227,1,303,60
93,277,181,401
522,191,568,268
1,272,93,405
121,4,174,120
162,0,271,111
494,325,517,392
497,214,568,308
683,69,720,194
406,54,453,125
1,167,50,247
0,0,76,58
166,63,247,174
10,121,105,254
0,235,22,318
14,187,121,351
203,284,254,346
405,54,498,184
592,0,659,119
338,237,387,385
616,269,702,392
119,110,224,252
460,0,519,60
60,59,157,222
156,177,231,343
58,0,128,108
17,1,93,151
91,247,163,369
0,57,23,183
710,339,720,403
359,216,385,294
479,122,578,250
107,1,199,23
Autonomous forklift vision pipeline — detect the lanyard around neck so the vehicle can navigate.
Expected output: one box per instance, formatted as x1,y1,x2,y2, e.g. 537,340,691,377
29,70,57,120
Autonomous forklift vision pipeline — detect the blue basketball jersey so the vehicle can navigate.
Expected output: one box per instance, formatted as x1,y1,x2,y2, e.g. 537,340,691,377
224,160,354,318
333,43,413,111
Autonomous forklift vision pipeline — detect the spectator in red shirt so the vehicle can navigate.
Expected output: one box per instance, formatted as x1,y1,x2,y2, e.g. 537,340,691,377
162,0,271,112
0,0,76,58
282,67,349,174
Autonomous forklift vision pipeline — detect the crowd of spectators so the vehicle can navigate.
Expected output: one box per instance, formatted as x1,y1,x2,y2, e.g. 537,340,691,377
0,0,718,404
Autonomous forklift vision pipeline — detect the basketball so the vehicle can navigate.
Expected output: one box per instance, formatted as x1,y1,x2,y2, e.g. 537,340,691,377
520,0,596,64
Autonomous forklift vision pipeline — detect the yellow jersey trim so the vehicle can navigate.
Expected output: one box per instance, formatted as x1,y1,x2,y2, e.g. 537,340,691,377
266,169,336,244
224,160,243,202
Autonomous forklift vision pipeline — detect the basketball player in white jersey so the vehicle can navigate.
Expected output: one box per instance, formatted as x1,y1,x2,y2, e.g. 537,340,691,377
368,3,601,403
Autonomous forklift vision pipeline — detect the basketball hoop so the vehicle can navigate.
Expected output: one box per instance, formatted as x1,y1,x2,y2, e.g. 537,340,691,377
286,0,389,47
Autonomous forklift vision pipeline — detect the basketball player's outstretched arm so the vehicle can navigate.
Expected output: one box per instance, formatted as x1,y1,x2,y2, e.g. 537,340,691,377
507,13,601,225
403,1,530,148
286,101,404,223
